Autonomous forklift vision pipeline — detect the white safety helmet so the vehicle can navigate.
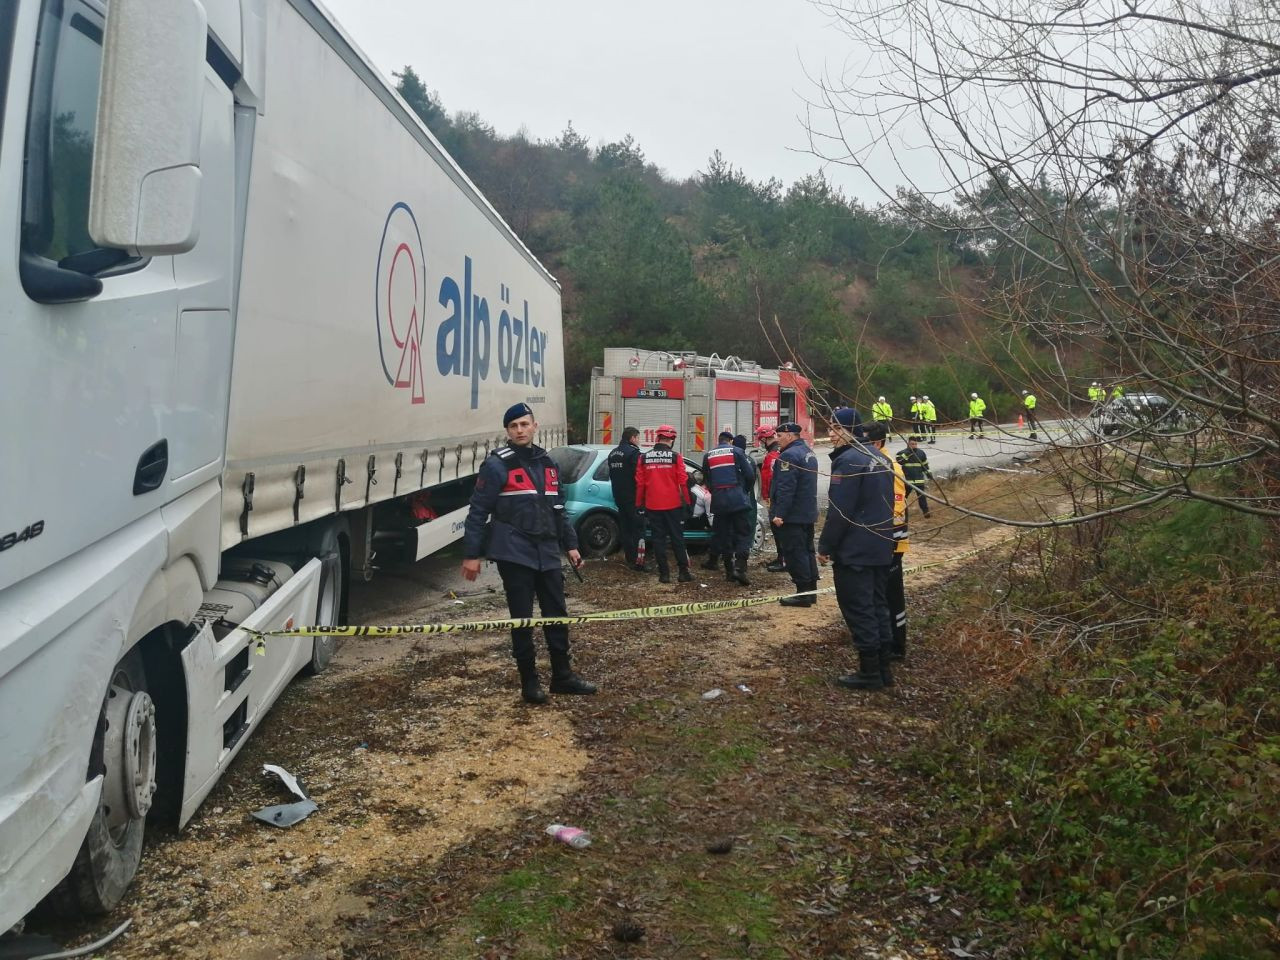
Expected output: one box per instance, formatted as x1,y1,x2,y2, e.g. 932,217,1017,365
910,395,917,401
971,392,978,398
1092,381,1100,386
1022,390,1028,395
923,395,930,400
878,395,886,402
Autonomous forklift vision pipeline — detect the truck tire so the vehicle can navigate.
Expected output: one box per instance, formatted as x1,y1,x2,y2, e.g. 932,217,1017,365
44,647,156,916
305,523,349,676
577,512,619,558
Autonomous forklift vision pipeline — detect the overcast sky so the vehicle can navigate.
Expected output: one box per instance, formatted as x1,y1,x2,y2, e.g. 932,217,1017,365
321,0,909,204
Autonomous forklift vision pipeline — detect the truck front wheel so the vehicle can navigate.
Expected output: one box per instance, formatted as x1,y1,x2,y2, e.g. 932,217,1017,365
46,648,156,915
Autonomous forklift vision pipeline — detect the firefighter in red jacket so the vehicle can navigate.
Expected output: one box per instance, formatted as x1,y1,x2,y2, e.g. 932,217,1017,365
635,424,694,583
757,426,787,573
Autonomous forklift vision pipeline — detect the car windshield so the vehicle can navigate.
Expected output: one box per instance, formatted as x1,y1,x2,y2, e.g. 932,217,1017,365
549,447,597,484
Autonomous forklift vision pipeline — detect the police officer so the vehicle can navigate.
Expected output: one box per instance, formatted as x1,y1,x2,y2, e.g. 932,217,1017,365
771,422,819,607
702,430,757,586
607,426,646,570
896,435,931,517
922,395,938,442
1022,389,1039,440
909,396,925,435
1088,381,1106,406
462,403,596,705
635,424,694,584
968,392,987,438
871,396,893,423
818,414,896,691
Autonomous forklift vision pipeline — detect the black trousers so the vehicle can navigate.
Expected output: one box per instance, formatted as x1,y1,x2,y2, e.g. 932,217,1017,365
647,508,690,574
496,561,569,664
712,507,754,557
970,417,985,434
1025,409,1040,431
617,504,645,564
832,563,892,656
775,522,817,585
908,482,929,515
887,553,906,653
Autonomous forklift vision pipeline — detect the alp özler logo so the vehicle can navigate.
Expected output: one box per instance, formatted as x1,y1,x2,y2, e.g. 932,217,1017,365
375,202,426,404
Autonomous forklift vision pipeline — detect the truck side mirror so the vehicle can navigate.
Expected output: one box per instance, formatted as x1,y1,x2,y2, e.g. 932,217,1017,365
88,0,208,256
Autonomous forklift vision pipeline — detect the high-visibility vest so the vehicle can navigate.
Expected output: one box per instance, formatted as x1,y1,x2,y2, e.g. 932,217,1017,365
1111,386,1125,399
923,401,937,422
910,401,923,418
872,401,893,421
968,397,986,418
1088,386,1106,402
1024,393,1037,410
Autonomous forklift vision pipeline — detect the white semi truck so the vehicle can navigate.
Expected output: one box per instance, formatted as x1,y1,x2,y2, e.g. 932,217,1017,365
0,0,566,928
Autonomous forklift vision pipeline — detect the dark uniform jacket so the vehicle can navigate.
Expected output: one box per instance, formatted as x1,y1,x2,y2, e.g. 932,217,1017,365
768,440,818,524
463,444,576,571
607,440,641,509
895,446,931,485
818,442,895,567
700,444,756,514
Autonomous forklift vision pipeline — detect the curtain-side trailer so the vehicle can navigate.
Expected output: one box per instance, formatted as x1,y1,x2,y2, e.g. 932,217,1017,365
0,0,565,927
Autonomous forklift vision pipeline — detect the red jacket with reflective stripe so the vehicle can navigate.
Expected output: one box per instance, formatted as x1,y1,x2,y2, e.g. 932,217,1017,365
635,445,690,511
761,448,781,499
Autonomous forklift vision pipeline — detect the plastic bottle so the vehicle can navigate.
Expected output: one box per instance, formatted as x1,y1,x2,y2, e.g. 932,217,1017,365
546,823,592,849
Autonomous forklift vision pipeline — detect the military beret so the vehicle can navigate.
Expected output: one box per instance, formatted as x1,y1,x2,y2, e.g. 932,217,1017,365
503,402,534,427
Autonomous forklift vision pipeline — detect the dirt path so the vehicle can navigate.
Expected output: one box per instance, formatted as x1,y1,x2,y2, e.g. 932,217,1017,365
33,471,1058,959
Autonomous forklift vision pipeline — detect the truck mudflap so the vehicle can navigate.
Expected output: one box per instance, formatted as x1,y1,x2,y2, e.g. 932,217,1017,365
178,558,321,826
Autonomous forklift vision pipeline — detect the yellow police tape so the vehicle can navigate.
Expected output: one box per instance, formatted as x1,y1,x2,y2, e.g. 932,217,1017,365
248,530,1023,653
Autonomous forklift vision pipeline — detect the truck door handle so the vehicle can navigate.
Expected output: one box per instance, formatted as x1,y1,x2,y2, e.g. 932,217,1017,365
133,440,169,495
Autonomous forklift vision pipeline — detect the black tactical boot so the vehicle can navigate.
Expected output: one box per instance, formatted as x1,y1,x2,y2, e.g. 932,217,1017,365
701,553,720,570
836,652,884,690
779,581,816,607
879,647,896,688
765,558,786,573
517,661,547,705
656,557,671,584
677,566,694,583
890,637,906,661
549,654,597,695
724,557,736,582
733,555,751,586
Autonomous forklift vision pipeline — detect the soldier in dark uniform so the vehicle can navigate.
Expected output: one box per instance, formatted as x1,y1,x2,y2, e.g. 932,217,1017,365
818,414,896,691
770,422,820,606
701,430,758,586
607,426,646,570
462,403,597,705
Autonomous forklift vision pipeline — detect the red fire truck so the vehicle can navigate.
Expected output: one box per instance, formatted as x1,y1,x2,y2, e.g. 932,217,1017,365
589,348,814,453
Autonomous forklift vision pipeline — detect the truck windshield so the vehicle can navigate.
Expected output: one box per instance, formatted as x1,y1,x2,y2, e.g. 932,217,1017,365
21,0,109,264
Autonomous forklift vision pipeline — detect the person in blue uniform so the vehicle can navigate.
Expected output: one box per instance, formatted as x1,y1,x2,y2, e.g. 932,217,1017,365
818,413,896,690
701,430,757,586
607,426,646,570
770,422,820,606
462,403,597,705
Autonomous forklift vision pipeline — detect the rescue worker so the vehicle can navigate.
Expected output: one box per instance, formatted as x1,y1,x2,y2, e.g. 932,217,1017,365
922,395,938,442
607,426,646,570
771,422,820,606
756,426,787,573
967,392,987,438
1022,389,1039,440
1088,381,1106,405
909,396,925,435
896,435,931,517
819,415,896,690
635,424,694,584
1110,383,1126,400
702,430,757,586
871,396,893,423
876,431,911,665
462,403,596,705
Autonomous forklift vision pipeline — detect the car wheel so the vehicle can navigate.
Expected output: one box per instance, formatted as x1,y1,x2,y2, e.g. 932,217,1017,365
577,512,620,558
